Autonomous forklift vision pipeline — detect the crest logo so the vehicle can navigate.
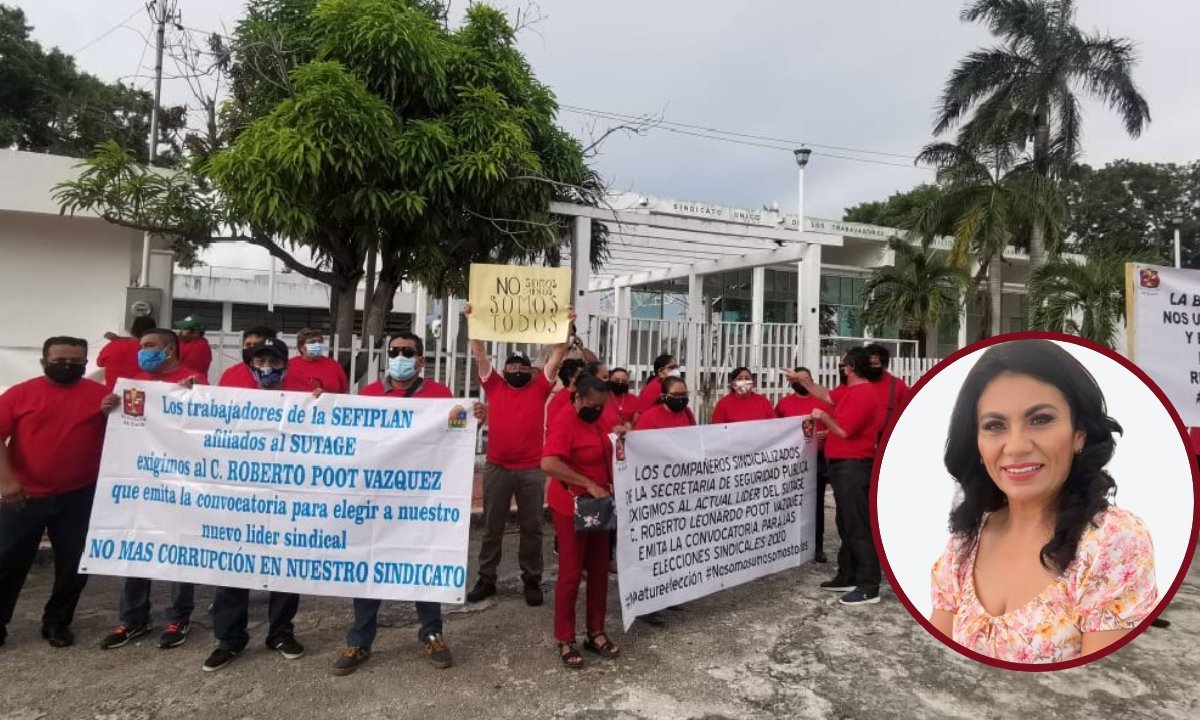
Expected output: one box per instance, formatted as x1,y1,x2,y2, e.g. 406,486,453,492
1139,269,1160,289
447,405,468,430
122,387,145,418
802,417,815,439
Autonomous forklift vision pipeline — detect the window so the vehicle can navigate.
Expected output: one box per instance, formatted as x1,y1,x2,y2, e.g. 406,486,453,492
820,275,867,337
171,301,222,331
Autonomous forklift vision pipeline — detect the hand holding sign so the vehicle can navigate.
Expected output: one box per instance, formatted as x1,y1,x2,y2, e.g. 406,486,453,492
467,264,572,344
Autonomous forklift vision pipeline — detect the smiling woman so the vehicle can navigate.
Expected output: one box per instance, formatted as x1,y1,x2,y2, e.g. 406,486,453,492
928,339,1157,665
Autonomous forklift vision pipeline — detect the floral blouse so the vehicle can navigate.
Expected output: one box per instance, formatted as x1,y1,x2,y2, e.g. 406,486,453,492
931,506,1157,664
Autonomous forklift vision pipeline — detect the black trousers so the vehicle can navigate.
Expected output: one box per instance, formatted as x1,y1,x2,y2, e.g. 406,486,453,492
211,587,299,652
828,458,879,592
814,452,828,556
0,485,95,640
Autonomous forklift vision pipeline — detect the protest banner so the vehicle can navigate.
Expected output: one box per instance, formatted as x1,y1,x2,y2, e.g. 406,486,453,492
467,262,571,343
80,380,476,603
613,417,817,629
1127,263,1200,425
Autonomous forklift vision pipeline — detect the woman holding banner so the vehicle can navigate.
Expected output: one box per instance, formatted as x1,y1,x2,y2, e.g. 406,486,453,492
711,367,775,425
541,374,620,668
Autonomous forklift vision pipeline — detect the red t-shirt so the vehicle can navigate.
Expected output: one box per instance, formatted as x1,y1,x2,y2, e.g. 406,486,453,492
134,365,209,386
824,382,882,460
711,392,776,424
550,393,623,435
359,378,452,398
546,389,572,426
543,409,614,516
288,356,350,394
96,338,141,392
609,392,639,425
776,393,833,428
871,371,910,431
215,367,309,393
634,403,696,430
638,377,664,413
0,376,109,497
481,370,553,470
219,363,257,389
178,338,213,376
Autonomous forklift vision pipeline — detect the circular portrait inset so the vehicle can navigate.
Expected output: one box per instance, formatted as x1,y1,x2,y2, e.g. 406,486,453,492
875,332,1198,671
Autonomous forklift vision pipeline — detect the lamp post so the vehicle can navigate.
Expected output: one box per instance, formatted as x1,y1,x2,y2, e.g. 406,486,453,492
793,147,812,232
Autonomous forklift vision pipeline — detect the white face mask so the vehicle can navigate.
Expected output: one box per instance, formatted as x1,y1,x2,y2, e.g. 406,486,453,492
305,343,327,358
733,379,753,394
666,368,682,378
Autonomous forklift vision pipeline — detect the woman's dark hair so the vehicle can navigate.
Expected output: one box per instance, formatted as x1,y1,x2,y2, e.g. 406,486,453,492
130,316,157,338
657,376,687,403
558,358,585,387
652,354,675,377
944,340,1123,574
610,367,629,378
728,366,752,385
574,373,610,402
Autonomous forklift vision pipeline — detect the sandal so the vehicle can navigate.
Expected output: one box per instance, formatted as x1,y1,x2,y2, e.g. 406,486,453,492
583,631,620,658
558,641,583,669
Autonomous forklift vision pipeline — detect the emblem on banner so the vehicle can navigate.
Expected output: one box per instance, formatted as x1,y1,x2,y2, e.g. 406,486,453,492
447,405,468,430
1139,268,1160,289
801,418,815,439
123,387,146,418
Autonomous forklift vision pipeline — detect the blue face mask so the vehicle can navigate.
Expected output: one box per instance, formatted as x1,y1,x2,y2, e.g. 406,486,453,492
138,348,167,372
305,343,327,359
251,366,286,389
388,355,417,381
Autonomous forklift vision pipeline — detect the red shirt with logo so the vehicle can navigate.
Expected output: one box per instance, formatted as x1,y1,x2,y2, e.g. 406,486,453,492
481,370,553,470
359,378,452,398
96,338,141,391
634,403,696,430
0,377,109,497
824,382,882,460
288,356,350,394
543,409,613,516
133,365,209,386
711,392,776,424
178,338,213,376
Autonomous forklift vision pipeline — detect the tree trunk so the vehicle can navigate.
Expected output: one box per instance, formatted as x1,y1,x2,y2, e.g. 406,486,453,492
332,282,358,356
1029,116,1053,269
364,277,399,344
989,261,1003,337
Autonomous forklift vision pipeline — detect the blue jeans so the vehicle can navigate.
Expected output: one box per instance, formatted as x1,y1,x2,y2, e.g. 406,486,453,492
346,599,442,649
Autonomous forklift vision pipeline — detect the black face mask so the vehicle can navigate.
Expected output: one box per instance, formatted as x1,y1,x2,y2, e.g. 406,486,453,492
838,369,848,385
608,381,629,396
664,396,689,413
577,406,603,423
864,365,886,382
504,371,532,388
791,383,809,396
45,363,86,385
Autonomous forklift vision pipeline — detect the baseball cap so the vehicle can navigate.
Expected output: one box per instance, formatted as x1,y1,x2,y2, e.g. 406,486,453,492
246,337,289,363
174,316,206,331
504,353,532,368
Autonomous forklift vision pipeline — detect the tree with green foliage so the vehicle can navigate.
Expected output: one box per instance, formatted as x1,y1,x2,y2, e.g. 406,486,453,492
935,0,1151,268
862,236,971,356
1028,249,1154,348
55,0,604,350
843,184,941,229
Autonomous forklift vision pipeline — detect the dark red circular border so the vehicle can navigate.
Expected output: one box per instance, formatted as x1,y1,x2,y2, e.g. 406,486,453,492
870,330,1200,672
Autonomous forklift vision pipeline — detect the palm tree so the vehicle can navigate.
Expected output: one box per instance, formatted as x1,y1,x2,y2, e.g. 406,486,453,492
1028,249,1155,348
935,0,1151,267
911,140,1065,339
863,236,972,356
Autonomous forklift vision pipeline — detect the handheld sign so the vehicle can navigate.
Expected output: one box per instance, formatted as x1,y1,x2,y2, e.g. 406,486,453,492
467,263,571,343
1127,262,1200,425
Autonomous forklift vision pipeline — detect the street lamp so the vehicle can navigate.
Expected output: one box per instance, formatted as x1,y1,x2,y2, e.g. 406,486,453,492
793,148,812,233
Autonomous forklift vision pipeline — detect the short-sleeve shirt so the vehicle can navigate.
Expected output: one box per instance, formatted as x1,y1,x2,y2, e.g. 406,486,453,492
711,392,776,424
543,410,613,516
481,370,553,471
0,376,109,497
178,338,213,376
134,365,209,386
871,371,909,432
776,393,833,427
930,506,1157,664
215,368,308,393
288,356,350,394
609,392,639,425
96,338,141,391
823,382,881,460
219,364,257,389
634,403,696,430
359,378,452,398
638,377,663,413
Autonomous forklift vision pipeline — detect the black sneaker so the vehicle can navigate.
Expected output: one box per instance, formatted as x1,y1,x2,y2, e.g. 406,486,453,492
423,634,453,669
158,622,190,649
202,647,239,672
41,625,74,648
839,588,881,606
466,581,496,603
819,578,855,592
267,632,305,659
332,645,371,676
100,624,150,649
523,580,543,607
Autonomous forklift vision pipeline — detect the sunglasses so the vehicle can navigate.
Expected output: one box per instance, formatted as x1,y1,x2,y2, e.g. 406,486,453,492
388,346,417,358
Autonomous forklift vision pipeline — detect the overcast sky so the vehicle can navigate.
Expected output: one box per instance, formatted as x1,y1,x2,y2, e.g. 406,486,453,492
12,0,1200,269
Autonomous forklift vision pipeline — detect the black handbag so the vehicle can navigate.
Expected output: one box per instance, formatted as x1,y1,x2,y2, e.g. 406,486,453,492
574,494,617,533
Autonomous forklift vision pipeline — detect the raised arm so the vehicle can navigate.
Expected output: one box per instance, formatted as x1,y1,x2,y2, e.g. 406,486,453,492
463,304,494,379
541,308,577,382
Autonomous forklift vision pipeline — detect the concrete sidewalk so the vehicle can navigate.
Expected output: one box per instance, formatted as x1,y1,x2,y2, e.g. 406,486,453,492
2,507,1197,720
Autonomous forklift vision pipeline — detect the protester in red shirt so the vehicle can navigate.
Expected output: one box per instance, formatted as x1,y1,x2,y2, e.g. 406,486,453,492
289,327,350,394
542,374,619,668
464,304,570,607
96,315,156,391
637,353,679,414
634,376,696,430
0,336,109,648
333,331,462,675
174,316,213,376
809,348,884,607
711,367,776,424
218,326,277,388
99,327,205,653
606,367,639,425
776,367,833,564
864,343,910,440
546,358,586,428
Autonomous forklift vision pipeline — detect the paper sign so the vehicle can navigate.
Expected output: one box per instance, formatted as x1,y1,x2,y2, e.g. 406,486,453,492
1127,263,1200,426
467,263,571,343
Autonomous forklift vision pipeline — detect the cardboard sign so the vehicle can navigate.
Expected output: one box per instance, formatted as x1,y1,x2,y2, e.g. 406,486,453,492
467,263,571,343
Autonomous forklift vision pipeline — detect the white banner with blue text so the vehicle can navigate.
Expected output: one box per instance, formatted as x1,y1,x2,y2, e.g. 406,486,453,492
613,417,817,630
80,379,476,603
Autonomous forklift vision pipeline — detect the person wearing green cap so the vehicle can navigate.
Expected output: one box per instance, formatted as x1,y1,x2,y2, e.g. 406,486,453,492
173,316,212,376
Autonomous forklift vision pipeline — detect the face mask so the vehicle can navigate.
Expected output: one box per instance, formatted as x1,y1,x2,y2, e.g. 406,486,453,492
251,366,286,389
864,365,885,382
45,362,85,385
388,355,417,381
577,405,603,423
838,369,848,385
733,379,753,395
305,343,327,359
504,371,531,388
792,383,810,396
664,396,689,413
608,381,629,396
138,349,167,372
665,368,682,378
